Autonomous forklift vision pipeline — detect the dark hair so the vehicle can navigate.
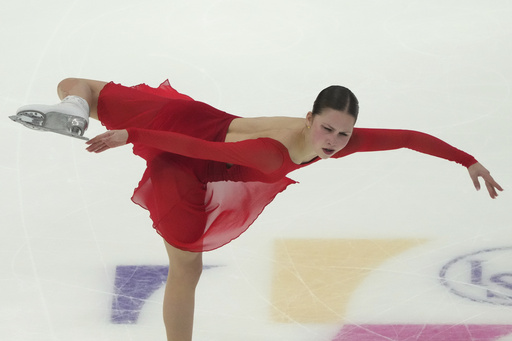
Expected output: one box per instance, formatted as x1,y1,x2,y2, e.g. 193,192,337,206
312,85,359,122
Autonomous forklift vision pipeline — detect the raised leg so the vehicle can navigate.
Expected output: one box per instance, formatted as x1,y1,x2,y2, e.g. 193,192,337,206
163,241,203,341
57,78,108,120
11,77,107,139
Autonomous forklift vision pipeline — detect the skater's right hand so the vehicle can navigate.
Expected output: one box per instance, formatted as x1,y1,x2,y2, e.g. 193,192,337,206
86,130,128,153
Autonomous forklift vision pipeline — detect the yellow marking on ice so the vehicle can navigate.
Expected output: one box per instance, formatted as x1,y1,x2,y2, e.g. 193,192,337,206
271,239,425,323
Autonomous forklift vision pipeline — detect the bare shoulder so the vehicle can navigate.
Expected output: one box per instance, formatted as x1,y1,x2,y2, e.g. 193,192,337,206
226,116,303,143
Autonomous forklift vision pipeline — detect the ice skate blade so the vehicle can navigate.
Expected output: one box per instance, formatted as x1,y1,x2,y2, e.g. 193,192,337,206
9,113,89,141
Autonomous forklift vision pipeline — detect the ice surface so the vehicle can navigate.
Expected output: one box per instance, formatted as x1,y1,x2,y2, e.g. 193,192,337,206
1,1,511,340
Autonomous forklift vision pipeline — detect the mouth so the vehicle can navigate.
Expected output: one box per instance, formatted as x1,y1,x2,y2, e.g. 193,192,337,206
322,148,335,156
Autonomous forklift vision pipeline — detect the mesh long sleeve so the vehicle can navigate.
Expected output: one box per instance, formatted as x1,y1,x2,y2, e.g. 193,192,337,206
126,128,285,174
337,128,478,167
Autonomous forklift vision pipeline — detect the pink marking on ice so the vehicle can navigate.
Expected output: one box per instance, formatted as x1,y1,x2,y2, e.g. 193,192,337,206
333,324,512,341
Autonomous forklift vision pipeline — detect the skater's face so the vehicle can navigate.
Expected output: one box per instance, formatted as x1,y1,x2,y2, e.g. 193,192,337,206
306,108,355,159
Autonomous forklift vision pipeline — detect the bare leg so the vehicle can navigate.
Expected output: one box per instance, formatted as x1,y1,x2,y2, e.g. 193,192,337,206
57,78,108,120
163,241,203,341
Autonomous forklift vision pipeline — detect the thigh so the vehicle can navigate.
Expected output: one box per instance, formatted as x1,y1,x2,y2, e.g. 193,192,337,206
164,240,203,273
96,81,172,130
147,155,208,249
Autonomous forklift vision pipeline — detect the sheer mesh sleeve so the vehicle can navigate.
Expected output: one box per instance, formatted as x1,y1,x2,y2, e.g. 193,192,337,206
337,128,478,167
126,128,285,174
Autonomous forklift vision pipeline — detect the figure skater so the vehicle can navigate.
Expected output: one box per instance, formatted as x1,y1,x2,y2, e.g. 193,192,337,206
11,78,503,341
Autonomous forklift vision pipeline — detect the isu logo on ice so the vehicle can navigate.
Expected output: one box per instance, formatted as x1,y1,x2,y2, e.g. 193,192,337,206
440,246,512,306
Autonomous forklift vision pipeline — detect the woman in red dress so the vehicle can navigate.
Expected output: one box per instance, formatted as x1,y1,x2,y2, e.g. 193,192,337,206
17,77,503,341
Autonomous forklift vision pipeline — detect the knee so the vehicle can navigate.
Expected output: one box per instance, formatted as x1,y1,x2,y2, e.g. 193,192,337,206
165,241,203,285
168,259,203,288
186,262,203,284
168,255,203,285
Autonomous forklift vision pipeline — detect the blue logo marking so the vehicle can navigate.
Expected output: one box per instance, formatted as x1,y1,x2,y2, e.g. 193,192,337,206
440,247,512,306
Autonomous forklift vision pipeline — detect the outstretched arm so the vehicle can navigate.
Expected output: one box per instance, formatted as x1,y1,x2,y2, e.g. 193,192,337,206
339,128,503,198
85,129,285,174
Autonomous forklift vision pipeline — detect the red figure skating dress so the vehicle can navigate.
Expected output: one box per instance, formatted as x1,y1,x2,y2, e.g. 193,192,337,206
98,80,477,252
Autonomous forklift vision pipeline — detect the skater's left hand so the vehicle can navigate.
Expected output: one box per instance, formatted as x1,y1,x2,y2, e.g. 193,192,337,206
86,130,128,153
468,162,503,199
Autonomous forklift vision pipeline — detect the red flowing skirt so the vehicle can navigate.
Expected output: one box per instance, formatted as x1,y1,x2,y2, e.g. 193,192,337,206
97,80,294,252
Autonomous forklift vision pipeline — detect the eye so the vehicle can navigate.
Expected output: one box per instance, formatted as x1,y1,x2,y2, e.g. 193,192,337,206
323,126,333,132
338,132,349,137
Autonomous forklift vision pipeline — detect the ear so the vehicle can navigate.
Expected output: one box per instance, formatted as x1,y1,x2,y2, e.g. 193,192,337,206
306,111,314,127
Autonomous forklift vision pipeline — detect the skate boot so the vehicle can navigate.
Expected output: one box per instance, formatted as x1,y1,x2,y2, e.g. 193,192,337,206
10,95,90,140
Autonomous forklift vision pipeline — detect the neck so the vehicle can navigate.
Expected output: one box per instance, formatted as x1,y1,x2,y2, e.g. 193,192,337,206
290,125,317,164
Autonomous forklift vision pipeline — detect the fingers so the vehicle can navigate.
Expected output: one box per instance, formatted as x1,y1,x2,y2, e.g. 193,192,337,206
85,130,129,153
486,181,498,199
472,177,481,191
85,131,114,153
85,139,110,153
483,174,504,199
491,178,504,192
467,162,504,199
474,172,503,199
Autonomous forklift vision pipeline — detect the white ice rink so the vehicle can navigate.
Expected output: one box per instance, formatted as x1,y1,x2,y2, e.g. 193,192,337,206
1,1,511,340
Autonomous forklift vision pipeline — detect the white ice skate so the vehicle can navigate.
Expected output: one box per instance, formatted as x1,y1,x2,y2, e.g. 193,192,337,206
9,96,90,140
